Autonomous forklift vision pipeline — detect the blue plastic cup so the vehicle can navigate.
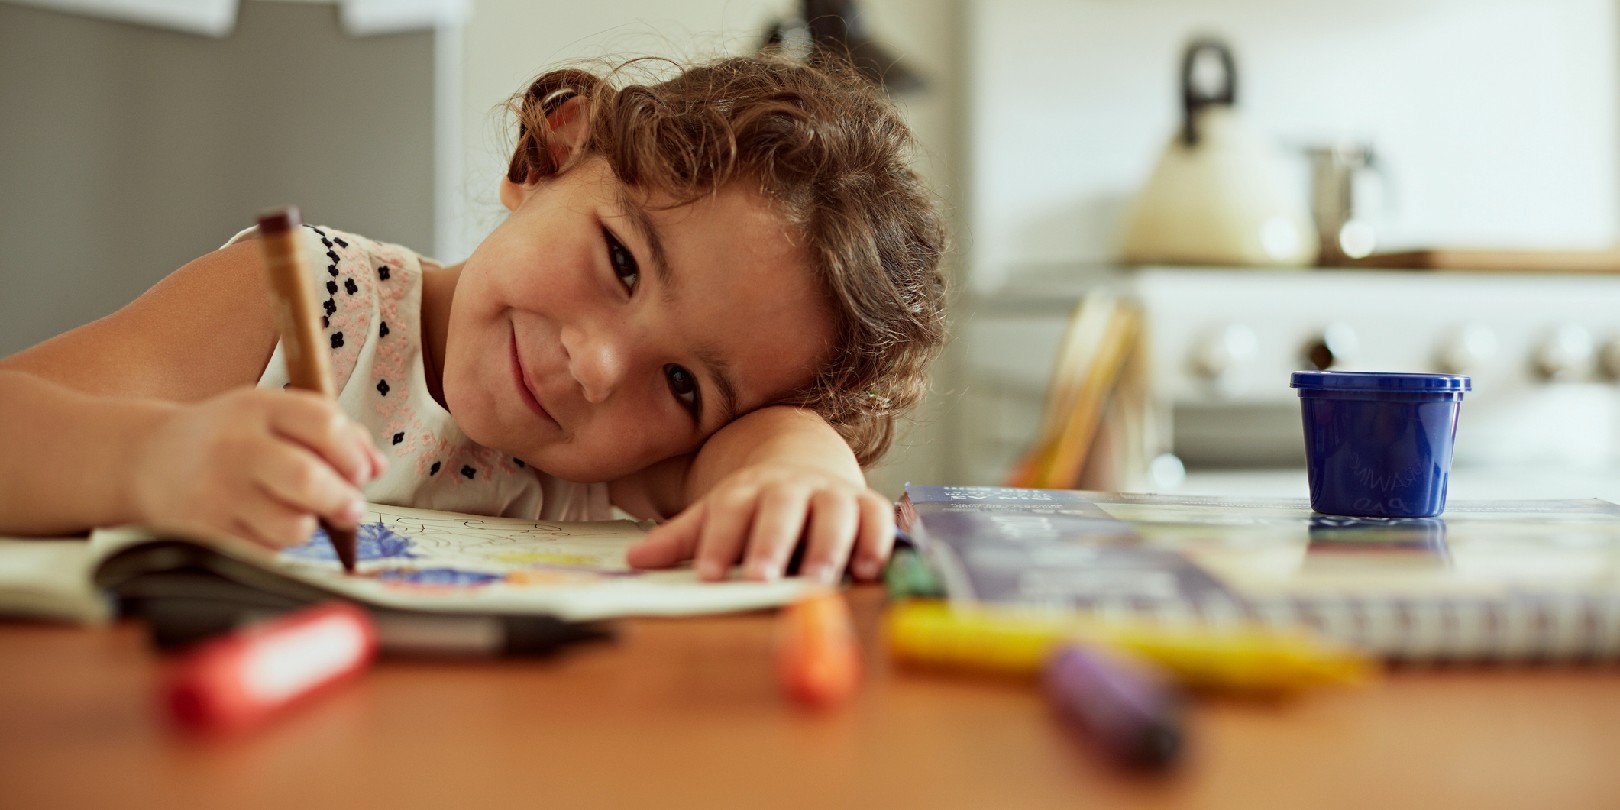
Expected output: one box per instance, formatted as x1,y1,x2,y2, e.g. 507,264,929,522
1290,371,1471,518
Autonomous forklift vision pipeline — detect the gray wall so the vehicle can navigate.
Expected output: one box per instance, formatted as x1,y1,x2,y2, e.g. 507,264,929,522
0,1,436,356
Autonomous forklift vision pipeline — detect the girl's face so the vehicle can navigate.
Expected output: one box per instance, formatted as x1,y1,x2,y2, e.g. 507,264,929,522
443,156,836,483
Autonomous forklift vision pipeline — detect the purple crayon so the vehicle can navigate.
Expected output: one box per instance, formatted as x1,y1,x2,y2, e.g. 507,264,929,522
1043,642,1185,770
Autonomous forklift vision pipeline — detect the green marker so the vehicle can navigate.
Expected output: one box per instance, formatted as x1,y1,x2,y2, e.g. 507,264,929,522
884,546,944,600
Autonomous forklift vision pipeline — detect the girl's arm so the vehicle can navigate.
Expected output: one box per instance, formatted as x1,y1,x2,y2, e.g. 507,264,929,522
0,240,381,540
616,406,896,584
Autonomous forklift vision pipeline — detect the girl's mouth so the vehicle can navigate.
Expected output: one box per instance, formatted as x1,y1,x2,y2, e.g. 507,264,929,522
510,330,557,427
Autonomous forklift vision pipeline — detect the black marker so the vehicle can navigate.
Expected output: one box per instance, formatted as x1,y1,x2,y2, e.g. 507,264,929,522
143,598,613,658
372,611,614,658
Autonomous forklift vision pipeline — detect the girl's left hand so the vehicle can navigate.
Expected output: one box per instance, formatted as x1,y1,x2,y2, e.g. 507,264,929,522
624,463,896,584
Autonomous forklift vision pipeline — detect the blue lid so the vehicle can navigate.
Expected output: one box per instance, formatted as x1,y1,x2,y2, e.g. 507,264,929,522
1290,370,1471,392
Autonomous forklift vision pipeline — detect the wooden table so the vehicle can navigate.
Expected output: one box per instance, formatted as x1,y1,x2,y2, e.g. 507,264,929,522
3,585,1618,809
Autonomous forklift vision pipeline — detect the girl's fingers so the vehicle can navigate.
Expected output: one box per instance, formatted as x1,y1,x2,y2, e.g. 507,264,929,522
850,492,897,581
626,504,706,570
351,421,388,479
696,487,762,581
740,486,812,582
628,476,897,587
266,393,377,487
250,442,366,530
226,496,318,550
796,490,860,585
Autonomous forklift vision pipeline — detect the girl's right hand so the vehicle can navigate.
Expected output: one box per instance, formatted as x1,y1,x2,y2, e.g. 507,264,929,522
127,388,386,550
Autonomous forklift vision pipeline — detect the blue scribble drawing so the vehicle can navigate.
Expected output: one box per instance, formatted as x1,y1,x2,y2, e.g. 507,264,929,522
376,567,504,586
281,519,422,562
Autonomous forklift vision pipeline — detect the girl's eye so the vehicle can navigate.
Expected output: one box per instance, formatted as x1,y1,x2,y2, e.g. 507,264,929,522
603,227,639,293
663,364,701,420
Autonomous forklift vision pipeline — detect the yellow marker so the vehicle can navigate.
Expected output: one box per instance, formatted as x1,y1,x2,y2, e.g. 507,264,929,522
885,601,1375,695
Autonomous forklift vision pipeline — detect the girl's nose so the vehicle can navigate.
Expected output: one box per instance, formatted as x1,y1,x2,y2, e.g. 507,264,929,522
561,322,627,404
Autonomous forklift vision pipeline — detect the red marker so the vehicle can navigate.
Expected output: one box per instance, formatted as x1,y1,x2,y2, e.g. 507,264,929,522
164,602,377,733
777,590,861,709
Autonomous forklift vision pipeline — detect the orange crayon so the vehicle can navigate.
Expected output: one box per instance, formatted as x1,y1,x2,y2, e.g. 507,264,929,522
777,590,861,709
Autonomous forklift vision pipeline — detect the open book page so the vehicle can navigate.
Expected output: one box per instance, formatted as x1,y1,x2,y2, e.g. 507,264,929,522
0,537,112,624
90,503,814,620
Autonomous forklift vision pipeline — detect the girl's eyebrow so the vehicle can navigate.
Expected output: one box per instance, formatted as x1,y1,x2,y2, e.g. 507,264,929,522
614,186,741,426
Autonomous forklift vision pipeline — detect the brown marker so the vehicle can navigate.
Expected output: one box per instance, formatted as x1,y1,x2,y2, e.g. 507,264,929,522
256,206,359,573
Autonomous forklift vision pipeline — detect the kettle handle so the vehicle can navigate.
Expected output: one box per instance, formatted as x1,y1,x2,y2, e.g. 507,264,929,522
1180,38,1237,147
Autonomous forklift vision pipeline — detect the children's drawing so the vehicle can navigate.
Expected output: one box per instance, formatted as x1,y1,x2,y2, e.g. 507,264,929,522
284,519,421,563
274,504,660,598
375,567,506,587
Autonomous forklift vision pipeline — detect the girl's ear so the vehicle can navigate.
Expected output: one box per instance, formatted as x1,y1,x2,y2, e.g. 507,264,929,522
500,93,591,212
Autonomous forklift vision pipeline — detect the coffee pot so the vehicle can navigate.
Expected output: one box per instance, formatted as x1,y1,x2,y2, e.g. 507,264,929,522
1119,38,1317,267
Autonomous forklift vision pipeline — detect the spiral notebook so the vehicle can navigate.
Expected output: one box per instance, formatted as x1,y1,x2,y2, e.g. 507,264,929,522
898,484,1620,662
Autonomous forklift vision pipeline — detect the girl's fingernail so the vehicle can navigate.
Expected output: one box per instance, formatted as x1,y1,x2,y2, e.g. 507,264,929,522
852,558,882,581
341,499,366,525
697,559,724,581
748,561,780,582
807,562,839,585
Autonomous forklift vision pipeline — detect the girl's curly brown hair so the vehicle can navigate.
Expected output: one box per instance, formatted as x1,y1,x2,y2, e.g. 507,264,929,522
505,54,948,467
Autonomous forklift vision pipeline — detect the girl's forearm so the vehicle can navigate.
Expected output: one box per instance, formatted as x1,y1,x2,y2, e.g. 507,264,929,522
0,370,171,535
682,406,864,503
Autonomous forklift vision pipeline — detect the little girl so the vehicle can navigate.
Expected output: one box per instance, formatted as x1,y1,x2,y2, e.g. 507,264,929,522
0,54,948,585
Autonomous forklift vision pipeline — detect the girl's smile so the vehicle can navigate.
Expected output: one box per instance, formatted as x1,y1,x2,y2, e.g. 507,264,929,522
508,326,555,428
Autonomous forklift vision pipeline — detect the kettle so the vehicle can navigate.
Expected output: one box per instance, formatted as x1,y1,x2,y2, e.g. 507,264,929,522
1119,38,1317,268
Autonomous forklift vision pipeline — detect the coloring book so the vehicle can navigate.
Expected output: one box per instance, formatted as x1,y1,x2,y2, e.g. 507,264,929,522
0,503,812,624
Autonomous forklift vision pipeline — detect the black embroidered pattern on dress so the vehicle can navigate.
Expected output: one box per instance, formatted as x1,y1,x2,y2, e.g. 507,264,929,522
330,332,344,349
429,461,441,476
378,264,392,281
326,280,338,295
376,379,390,396
379,322,389,338
323,299,336,316
461,465,477,479
392,432,404,445
344,278,358,296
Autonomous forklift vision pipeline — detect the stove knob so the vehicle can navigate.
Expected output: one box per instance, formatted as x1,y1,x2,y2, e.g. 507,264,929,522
1436,324,1498,375
1301,323,1359,370
1599,337,1620,381
1190,323,1257,395
1532,325,1594,381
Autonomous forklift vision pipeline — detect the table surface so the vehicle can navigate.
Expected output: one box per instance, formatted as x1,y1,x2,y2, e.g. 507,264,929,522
3,585,1619,810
